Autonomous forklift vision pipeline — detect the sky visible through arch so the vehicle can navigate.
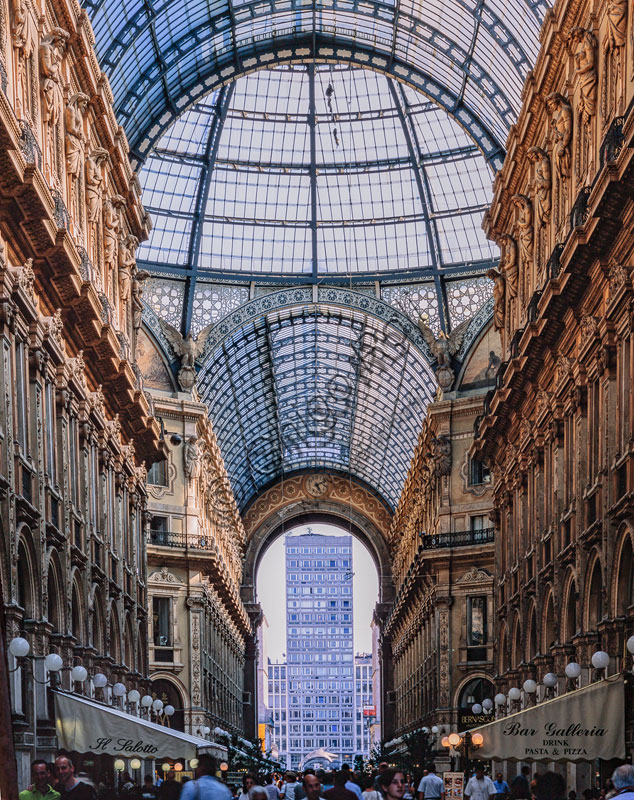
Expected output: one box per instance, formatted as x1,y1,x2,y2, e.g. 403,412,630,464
256,524,379,661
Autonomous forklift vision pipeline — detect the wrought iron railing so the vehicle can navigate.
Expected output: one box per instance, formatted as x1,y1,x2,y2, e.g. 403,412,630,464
148,530,217,551
421,527,494,549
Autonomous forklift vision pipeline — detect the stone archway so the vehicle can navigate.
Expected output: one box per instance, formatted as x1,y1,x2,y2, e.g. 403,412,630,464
240,472,396,740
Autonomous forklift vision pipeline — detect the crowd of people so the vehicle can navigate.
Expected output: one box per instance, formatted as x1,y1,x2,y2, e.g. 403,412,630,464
18,756,634,800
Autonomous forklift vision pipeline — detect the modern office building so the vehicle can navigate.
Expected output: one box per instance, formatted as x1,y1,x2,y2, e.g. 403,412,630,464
285,531,354,769
354,654,374,762
268,660,289,766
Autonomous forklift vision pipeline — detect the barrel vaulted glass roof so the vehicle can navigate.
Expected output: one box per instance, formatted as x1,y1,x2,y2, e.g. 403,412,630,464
195,302,437,511
138,66,499,335
83,0,550,165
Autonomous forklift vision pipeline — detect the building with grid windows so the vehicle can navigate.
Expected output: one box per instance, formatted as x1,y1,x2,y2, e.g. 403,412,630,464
353,654,374,762
285,532,354,769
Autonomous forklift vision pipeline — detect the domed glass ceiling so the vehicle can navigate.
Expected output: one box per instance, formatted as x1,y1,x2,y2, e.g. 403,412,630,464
138,66,496,283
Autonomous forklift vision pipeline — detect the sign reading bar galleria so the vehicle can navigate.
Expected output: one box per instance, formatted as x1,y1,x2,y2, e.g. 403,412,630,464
469,676,625,762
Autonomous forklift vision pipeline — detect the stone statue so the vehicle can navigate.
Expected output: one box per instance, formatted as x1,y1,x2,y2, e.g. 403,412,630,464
103,194,124,277
486,267,505,331
184,436,200,479
527,147,551,226
604,0,627,50
569,28,597,125
131,268,150,339
545,93,572,179
417,316,471,390
118,233,138,306
65,92,89,179
85,147,109,224
40,28,68,124
12,0,32,118
430,435,452,476
158,319,215,391
500,234,518,299
512,194,533,268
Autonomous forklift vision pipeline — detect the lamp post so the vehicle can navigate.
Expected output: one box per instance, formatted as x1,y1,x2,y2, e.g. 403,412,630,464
442,731,483,778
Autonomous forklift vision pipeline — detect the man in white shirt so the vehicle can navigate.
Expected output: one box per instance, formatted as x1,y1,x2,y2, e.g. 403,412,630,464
416,763,445,800
464,767,496,800
612,764,634,800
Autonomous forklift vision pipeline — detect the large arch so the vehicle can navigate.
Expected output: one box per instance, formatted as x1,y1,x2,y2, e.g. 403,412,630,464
240,472,394,738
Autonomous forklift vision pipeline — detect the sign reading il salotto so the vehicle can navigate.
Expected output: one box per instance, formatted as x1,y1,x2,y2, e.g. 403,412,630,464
469,676,625,762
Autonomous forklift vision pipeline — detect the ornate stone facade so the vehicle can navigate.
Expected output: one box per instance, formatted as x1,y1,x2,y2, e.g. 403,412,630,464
475,0,634,776
385,324,497,744
144,391,249,736
0,0,161,786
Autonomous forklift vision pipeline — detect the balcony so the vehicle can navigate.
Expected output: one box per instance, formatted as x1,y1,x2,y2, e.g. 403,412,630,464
421,527,494,549
148,529,216,551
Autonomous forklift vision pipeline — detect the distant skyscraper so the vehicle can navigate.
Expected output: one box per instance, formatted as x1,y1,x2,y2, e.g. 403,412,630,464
284,531,355,769
354,654,373,760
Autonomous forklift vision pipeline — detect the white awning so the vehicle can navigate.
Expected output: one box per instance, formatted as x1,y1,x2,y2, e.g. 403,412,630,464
54,691,228,761
468,676,625,763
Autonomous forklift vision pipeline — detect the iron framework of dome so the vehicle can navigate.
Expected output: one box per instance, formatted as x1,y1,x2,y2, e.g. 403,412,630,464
80,0,549,510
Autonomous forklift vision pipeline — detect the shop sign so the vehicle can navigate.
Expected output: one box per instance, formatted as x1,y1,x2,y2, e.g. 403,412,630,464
470,676,625,762
458,711,490,730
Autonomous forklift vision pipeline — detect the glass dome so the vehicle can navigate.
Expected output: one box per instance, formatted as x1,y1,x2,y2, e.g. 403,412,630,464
138,65,497,282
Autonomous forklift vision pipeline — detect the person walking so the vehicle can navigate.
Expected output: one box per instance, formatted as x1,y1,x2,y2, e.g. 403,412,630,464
302,774,327,800
179,755,232,800
323,773,357,800
54,756,96,800
239,776,258,800
361,775,381,800
377,770,406,800
340,767,361,800
281,773,300,800
416,764,444,800
532,772,566,800
140,776,158,800
610,765,634,800
20,760,60,800
120,772,141,799
158,771,181,800
509,767,530,800
492,774,509,799
464,767,496,800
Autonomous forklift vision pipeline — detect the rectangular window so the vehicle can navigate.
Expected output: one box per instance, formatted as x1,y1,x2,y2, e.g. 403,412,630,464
467,596,488,649
153,596,172,647
469,458,491,486
15,340,28,452
147,459,168,487
45,382,56,485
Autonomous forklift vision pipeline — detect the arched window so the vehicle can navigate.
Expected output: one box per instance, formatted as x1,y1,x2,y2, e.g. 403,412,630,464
151,678,185,732
457,677,495,708
512,616,523,669
47,566,61,633
587,559,603,629
499,625,510,674
17,538,34,618
92,592,104,654
564,578,578,642
124,615,134,669
109,611,121,664
616,536,634,615
527,604,538,662
543,591,555,653
72,581,82,643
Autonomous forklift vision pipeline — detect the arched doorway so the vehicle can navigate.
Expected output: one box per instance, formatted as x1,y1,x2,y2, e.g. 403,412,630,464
151,678,186,733
256,521,381,771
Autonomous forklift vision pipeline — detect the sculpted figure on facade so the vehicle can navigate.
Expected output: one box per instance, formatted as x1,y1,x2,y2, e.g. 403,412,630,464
118,233,138,331
602,0,626,119
527,147,551,226
512,194,533,307
184,436,200,479
569,28,597,178
527,147,551,281
545,92,572,179
417,316,470,391
131,268,150,347
12,0,33,119
545,92,572,233
486,267,505,332
40,28,68,177
430,435,452,476
103,194,124,296
158,320,215,391
85,147,109,263
65,92,89,222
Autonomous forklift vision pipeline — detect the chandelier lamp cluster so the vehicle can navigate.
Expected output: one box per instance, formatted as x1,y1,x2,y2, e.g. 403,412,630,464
466,643,634,721
8,636,175,722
